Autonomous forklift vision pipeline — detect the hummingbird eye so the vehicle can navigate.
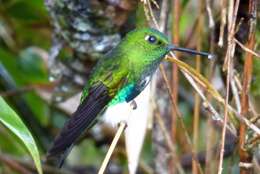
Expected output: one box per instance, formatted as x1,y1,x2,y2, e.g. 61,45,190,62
145,35,157,44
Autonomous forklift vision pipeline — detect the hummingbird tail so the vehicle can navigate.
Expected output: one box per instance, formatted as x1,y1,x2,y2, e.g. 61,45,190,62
46,82,111,167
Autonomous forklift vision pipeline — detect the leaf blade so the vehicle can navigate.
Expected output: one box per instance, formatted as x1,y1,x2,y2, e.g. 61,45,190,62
0,97,42,174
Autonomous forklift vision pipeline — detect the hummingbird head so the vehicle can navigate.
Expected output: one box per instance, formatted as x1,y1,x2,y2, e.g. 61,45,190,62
121,28,171,63
120,28,214,63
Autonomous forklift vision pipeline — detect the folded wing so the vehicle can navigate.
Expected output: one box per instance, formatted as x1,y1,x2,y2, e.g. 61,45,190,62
46,82,111,167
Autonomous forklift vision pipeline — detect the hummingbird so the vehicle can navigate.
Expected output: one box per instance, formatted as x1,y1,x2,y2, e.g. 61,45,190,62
47,28,212,167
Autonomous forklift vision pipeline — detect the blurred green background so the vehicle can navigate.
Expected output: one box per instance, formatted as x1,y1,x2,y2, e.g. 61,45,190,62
0,0,259,174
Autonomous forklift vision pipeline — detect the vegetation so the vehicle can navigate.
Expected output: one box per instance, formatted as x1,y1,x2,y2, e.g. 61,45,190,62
0,0,259,174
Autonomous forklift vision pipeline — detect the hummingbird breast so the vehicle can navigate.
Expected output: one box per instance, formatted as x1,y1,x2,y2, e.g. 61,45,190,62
122,57,161,103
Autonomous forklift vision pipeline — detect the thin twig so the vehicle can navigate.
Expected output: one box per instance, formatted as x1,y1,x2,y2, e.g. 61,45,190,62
218,0,227,47
98,121,127,174
144,3,203,173
159,65,204,174
235,38,260,58
171,0,180,172
231,77,241,113
146,0,160,29
154,110,185,174
165,56,259,136
228,107,260,135
192,1,203,172
247,135,260,149
234,74,259,122
222,0,239,71
0,154,32,174
206,0,215,29
159,0,168,32
217,41,232,174
165,56,236,133
239,1,257,173
218,0,240,173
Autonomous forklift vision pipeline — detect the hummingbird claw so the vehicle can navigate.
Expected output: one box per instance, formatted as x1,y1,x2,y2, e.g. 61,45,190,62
130,100,137,110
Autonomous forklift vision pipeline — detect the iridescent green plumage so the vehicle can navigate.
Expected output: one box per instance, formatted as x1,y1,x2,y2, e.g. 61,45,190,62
47,28,212,167
47,28,171,167
81,28,169,104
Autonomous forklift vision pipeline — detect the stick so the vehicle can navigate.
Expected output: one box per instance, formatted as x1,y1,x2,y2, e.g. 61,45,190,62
98,121,127,174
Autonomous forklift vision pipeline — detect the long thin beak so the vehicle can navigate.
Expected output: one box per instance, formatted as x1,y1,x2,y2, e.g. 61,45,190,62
167,44,215,60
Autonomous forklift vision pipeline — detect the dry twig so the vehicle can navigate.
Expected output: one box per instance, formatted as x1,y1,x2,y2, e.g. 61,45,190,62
218,0,240,173
98,122,127,174
239,1,257,173
235,38,260,58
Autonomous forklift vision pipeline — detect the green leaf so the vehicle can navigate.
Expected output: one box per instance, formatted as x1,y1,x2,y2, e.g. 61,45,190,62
0,97,43,174
0,48,49,85
7,0,47,21
18,48,49,84
181,0,190,9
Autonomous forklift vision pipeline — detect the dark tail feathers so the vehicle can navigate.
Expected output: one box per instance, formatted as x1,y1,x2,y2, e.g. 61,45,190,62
46,82,111,167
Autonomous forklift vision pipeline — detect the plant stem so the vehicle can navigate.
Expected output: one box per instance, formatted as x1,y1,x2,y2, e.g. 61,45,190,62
98,121,127,174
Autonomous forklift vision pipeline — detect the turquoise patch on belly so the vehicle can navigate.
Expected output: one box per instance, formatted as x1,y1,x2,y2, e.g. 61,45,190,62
109,84,135,106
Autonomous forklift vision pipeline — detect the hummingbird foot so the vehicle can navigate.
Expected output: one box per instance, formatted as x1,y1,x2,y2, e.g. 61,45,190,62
130,100,137,110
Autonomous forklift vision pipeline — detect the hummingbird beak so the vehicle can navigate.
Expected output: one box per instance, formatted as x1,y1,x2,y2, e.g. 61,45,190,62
167,44,215,60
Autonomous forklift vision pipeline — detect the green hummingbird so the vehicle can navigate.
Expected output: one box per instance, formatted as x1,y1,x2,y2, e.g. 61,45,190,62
47,28,212,167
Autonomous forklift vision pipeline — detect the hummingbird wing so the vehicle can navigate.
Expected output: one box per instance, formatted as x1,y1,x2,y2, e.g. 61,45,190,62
46,55,129,167
46,82,111,167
